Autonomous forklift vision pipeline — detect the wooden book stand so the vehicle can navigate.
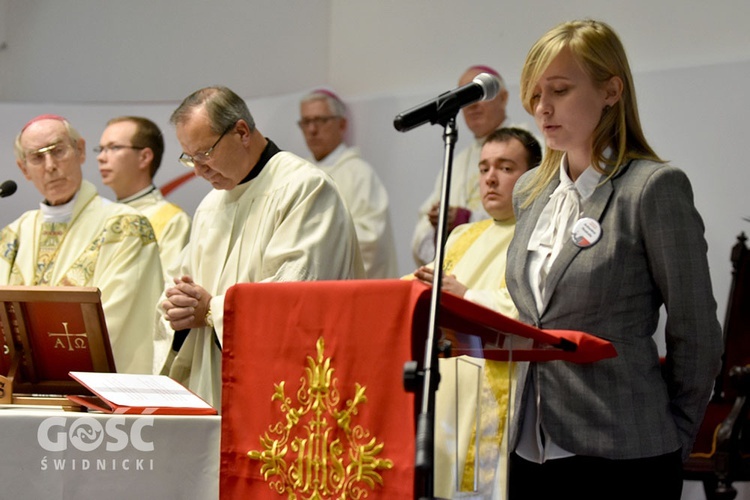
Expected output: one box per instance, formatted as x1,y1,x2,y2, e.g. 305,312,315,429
0,286,116,406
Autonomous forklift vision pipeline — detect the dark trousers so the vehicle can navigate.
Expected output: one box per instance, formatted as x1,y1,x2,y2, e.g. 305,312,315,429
508,450,683,500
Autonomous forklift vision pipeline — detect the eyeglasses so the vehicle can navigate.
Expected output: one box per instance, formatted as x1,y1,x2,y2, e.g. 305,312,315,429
297,116,339,129
93,145,145,154
24,142,75,167
179,122,236,169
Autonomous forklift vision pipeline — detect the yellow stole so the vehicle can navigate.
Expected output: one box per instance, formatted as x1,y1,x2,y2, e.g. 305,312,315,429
442,219,493,274
459,359,511,492
148,202,183,241
443,219,511,493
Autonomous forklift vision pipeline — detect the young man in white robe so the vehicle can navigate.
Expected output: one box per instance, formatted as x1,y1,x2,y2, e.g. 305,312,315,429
1,114,164,374
411,65,511,267
298,89,399,278
157,86,365,407
97,116,191,281
410,128,541,499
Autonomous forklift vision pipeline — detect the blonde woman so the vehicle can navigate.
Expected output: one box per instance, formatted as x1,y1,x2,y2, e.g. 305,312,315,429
505,19,722,499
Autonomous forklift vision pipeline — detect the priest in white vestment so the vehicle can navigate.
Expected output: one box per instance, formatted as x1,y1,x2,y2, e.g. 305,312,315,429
298,89,398,278
411,65,511,267
409,128,541,499
1,115,164,374
97,116,191,280
156,86,365,407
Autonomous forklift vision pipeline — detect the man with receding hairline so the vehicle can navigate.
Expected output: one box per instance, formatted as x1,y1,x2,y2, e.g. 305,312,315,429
156,86,364,406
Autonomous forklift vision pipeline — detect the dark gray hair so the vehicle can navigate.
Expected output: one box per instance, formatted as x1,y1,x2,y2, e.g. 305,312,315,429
170,86,255,134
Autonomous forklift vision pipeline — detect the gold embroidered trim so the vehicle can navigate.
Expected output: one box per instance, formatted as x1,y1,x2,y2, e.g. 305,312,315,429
101,214,156,246
443,219,494,274
60,214,155,286
36,221,69,284
460,360,511,492
0,227,18,266
0,227,24,285
248,337,394,498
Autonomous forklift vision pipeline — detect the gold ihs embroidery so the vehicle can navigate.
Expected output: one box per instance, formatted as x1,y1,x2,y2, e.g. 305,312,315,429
248,337,394,499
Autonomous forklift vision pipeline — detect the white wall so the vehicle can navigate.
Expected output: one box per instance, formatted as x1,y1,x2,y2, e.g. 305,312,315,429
3,1,749,101
329,1,750,97
0,1,332,101
0,0,7,51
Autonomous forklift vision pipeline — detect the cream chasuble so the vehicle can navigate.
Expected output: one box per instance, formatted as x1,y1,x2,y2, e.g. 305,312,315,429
427,217,518,500
124,187,191,281
313,145,398,279
0,180,164,374
155,150,365,407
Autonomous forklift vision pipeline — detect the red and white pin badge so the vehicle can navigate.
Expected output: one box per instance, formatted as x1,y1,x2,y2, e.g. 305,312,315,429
571,217,602,248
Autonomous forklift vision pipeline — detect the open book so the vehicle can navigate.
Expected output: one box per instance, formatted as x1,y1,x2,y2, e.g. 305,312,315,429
67,371,218,415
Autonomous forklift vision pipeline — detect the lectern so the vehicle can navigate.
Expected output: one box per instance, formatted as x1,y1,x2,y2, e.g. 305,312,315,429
219,280,616,499
0,285,115,405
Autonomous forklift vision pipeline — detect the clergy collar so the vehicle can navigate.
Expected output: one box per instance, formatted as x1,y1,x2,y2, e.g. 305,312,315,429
119,184,157,203
313,142,347,167
40,189,80,223
238,138,281,185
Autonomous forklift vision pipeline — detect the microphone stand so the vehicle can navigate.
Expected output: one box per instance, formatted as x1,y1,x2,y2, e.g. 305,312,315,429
412,113,458,500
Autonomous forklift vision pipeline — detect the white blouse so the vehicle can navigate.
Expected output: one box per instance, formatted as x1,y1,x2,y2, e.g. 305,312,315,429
517,154,602,463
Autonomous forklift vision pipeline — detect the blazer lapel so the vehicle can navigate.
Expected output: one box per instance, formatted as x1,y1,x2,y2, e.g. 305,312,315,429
541,177,614,313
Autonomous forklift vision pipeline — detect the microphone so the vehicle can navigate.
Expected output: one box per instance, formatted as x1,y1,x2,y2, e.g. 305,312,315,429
0,180,17,198
393,73,502,132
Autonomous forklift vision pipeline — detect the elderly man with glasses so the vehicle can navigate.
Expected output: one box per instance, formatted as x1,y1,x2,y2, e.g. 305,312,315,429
298,89,398,279
0,114,164,374
96,116,191,281
155,86,365,407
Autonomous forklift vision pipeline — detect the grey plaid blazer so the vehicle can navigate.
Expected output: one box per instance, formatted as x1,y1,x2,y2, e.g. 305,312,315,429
506,159,722,461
